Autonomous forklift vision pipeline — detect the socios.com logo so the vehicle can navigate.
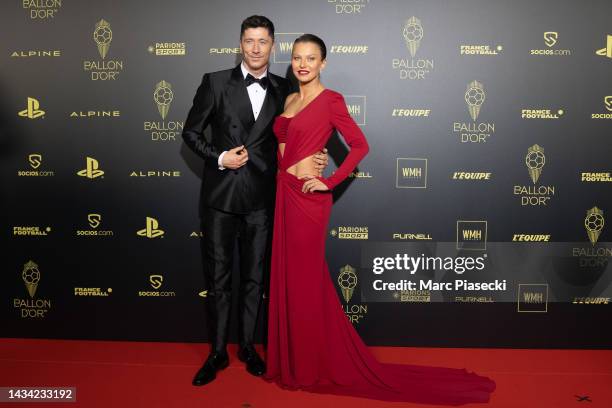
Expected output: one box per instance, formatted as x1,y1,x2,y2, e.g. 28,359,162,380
28,154,42,169
88,214,102,229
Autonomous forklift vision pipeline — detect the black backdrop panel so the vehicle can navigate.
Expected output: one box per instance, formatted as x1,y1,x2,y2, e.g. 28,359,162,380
1,0,611,348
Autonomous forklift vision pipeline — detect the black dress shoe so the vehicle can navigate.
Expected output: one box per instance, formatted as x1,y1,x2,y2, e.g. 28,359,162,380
192,351,229,386
237,345,265,376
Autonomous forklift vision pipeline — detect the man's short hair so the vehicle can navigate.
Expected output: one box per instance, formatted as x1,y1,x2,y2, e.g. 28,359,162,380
240,15,275,40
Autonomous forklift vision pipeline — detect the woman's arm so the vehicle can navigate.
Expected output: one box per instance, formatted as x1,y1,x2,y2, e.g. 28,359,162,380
320,92,369,190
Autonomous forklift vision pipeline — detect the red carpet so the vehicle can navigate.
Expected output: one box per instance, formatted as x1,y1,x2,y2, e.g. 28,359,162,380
0,338,610,407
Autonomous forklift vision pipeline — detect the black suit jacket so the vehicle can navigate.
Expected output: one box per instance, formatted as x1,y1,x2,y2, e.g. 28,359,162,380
182,65,292,213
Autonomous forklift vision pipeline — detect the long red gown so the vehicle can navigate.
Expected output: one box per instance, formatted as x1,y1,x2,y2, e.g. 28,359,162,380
265,89,496,405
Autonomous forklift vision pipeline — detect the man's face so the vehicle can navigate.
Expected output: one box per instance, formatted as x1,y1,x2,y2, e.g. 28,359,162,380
240,27,274,73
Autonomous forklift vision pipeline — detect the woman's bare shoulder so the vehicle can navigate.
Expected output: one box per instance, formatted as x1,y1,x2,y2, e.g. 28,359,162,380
284,92,299,109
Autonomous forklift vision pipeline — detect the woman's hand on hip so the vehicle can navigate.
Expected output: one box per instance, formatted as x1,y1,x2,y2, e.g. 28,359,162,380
299,174,329,193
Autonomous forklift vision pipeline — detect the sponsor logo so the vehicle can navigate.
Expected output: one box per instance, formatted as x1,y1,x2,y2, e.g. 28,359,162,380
77,157,104,179
460,44,502,56
330,226,369,239
148,42,186,56
13,226,51,236
530,31,571,56
18,97,45,119
517,284,548,312
327,0,369,14
74,288,112,296
22,0,61,20
595,34,612,58
136,217,164,238
396,158,427,188
14,261,52,318
337,265,367,324
457,221,487,251
392,17,434,80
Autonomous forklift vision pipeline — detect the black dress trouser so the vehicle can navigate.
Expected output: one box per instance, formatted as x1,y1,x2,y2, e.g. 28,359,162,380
201,205,271,352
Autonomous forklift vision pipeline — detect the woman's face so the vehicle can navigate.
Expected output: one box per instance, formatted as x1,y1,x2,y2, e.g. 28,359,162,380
291,41,326,84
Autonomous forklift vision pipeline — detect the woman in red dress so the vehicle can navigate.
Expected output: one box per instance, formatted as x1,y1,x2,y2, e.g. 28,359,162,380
265,34,496,405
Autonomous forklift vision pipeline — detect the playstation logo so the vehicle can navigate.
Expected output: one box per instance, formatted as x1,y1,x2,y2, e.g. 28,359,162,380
77,157,104,179
18,97,45,119
596,34,612,58
137,217,164,238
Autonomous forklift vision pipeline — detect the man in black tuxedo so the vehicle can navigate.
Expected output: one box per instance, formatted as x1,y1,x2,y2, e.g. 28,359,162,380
182,15,326,386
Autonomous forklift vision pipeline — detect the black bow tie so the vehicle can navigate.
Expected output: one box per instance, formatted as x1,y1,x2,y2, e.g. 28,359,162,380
245,74,269,90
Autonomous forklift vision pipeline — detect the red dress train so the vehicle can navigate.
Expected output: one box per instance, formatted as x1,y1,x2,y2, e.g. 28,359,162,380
265,89,495,405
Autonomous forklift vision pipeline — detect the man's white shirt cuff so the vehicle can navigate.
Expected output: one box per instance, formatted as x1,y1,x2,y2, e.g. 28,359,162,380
218,151,227,170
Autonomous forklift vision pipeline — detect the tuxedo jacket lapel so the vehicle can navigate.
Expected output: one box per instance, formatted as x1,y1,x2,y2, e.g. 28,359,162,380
226,65,255,138
245,75,279,145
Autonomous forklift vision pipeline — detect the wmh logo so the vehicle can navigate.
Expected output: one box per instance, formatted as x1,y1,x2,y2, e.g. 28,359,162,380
523,292,544,303
403,167,421,178
396,158,427,188
345,95,366,125
456,220,487,251
463,229,482,240
517,284,548,312
273,33,303,63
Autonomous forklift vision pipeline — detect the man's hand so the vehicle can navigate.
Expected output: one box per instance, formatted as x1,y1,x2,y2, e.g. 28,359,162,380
312,148,329,177
222,145,248,169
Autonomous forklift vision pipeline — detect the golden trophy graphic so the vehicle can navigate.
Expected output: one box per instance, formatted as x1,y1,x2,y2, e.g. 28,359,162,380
525,144,545,184
465,81,485,121
93,19,112,59
584,207,604,246
154,80,174,120
402,17,423,58
337,265,357,303
22,260,41,298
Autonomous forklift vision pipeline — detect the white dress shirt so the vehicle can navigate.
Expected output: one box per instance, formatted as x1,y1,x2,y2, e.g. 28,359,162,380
218,62,268,170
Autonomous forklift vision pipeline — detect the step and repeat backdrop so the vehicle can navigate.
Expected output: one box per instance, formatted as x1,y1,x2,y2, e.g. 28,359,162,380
2,0,611,348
